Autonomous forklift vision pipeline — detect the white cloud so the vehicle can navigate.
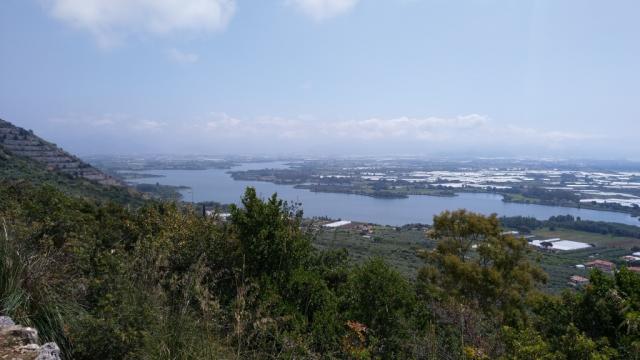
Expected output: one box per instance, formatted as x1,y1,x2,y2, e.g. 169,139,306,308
50,113,596,147
287,0,360,21
320,114,488,140
187,113,603,155
131,120,167,130
501,125,599,142
49,113,125,127
197,113,475,140
47,112,605,156
45,0,236,47
48,114,166,132
167,48,199,63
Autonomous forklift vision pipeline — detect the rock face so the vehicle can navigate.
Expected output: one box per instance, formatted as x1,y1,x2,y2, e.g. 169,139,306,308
0,316,61,360
0,118,122,186
0,316,15,327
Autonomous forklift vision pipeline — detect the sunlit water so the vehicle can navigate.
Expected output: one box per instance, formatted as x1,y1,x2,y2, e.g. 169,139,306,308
127,162,640,226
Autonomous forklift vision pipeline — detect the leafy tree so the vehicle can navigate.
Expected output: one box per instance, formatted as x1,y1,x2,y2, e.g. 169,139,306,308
557,324,618,360
419,210,546,325
230,187,311,285
500,326,559,360
342,257,415,358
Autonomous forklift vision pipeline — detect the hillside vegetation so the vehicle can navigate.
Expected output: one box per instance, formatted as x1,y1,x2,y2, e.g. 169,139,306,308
1,123,638,358
0,119,146,205
1,182,638,359
0,146,143,206
0,119,120,186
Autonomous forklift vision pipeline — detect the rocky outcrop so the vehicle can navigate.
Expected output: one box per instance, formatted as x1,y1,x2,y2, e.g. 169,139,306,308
0,316,61,360
0,118,123,187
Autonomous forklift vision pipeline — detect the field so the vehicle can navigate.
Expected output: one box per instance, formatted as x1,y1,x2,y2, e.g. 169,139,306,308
502,193,541,204
528,228,639,291
533,228,640,249
311,224,640,293
311,224,432,277
534,246,630,291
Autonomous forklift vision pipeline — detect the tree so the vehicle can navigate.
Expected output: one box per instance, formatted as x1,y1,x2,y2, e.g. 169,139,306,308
342,257,415,358
419,210,546,325
229,187,311,285
528,268,640,359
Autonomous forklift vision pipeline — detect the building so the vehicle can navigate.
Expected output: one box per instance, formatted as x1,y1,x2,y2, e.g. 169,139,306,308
585,259,615,272
323,220,352,228
530,238,591,251
357,224,374,235
628,267,640,274
568,275,589,287
205,210,231,221
622,255,640,262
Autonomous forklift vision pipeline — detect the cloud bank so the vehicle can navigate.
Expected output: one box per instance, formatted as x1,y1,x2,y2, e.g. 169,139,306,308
199,113,490,141
45,112,604,156
287,0,360,21
44,0,363,46
46,0,236,46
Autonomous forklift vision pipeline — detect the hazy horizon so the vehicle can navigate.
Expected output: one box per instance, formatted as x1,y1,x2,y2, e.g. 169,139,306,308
1,1,639,159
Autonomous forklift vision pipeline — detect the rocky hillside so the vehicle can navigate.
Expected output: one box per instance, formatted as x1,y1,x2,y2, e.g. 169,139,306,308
0,118,121,186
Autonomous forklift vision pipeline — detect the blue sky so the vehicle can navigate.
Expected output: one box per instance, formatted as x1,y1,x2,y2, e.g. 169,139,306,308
1,0,638,158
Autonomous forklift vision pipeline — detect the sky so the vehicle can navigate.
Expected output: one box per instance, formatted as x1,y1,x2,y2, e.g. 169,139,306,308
0,0,639,158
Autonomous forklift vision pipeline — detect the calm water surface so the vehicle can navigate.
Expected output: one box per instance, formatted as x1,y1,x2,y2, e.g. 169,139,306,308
128,162,640,226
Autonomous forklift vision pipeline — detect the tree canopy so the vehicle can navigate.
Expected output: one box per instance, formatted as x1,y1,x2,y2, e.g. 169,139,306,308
0,182,638,359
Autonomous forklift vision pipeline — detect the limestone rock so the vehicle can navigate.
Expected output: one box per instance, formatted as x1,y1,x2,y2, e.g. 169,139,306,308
0,316,61,360
0,316,15,327
1,325,39,345
36,343,61,360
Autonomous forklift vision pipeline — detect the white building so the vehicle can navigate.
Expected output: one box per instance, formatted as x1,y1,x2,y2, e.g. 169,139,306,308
323,220,352,228
530,238,591,251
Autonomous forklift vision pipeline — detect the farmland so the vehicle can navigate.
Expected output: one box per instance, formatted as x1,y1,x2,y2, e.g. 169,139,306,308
310,221,640,293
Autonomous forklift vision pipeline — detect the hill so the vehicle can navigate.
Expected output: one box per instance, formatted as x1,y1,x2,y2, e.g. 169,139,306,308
0,118,142,205
0,118,121,186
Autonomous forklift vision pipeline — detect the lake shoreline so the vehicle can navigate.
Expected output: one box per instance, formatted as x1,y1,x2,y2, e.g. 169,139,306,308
123,162,640,227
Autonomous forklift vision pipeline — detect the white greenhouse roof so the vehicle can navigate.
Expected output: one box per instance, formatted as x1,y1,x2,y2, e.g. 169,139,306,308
323,220,352,228
530,239,590,251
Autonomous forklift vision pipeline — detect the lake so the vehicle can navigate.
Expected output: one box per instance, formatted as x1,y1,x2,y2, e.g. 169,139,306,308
127,162,640,226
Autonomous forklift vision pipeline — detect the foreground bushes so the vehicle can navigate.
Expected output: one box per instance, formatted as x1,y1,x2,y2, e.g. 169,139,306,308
0,181,638,359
